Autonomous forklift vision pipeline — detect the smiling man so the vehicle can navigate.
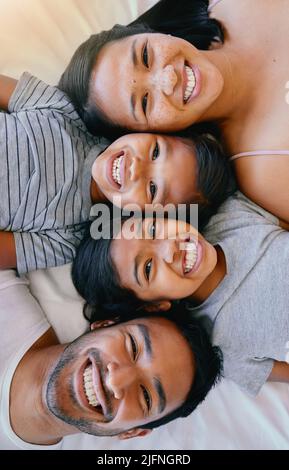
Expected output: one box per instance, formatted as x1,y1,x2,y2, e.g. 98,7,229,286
0,270,221,449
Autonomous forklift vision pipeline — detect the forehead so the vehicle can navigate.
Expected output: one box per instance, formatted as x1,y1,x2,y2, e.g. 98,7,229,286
90,35,142,127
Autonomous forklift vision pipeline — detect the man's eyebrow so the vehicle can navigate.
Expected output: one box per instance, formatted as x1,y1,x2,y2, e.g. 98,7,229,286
130,39,139,122
137,324,167,414
137,324,152,357
154,377,167,414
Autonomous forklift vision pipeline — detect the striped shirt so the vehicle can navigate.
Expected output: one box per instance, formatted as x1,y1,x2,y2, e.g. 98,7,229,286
0,72,108,274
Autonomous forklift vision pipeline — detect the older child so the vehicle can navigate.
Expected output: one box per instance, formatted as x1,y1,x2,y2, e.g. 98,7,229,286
72,191,289,395
0,73,231,273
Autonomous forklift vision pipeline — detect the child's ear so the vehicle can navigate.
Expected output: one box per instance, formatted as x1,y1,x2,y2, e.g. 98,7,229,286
144,300,172,313
90,319,117,331
118,428,152,440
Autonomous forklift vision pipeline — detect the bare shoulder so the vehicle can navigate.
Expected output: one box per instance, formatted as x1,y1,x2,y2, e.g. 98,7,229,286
210,0,284,16
234,155,289,224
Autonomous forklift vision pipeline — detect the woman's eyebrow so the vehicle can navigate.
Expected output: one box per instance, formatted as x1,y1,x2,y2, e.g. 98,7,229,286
130,94,138,121
132,39,138,67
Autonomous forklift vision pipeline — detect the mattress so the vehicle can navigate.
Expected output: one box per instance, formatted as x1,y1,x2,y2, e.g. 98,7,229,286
1,0,289,450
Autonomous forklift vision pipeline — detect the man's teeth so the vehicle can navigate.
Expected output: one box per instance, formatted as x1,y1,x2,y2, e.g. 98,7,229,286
83,365,100,408
184,65,196,102
112,155,123,186
184,241,197,273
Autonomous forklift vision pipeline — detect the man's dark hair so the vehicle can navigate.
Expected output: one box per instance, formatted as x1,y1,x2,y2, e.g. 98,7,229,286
58,0,224,138
89,302,223,430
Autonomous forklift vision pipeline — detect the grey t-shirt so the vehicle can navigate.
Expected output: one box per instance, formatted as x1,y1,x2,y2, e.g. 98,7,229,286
188,191,289,396
0,72,108,274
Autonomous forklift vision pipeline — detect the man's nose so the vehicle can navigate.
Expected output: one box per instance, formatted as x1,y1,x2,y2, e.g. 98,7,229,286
105,362,137,400
153,65,178,96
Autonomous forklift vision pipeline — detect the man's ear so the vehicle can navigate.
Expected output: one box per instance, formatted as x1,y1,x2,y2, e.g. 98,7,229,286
118,428,153,440
90,318,118,331
144,300,172,313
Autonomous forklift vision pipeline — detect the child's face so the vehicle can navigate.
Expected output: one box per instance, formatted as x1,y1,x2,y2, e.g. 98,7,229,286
92,133,199,209
110,217,217,302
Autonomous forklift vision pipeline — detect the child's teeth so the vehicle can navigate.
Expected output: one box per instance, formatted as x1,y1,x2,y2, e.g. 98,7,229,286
112,156,123,186
184,241,197,273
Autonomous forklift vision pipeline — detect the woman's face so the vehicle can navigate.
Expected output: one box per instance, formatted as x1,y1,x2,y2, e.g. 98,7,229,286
110,217,218,302
91,33,224,132
92,133,199,209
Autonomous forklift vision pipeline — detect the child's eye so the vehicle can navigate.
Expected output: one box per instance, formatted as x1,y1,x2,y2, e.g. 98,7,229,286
142,42,149,68
144,259,152,280
152,142,159,160
142,93,148,116
150,182,157,202
148,219,156,239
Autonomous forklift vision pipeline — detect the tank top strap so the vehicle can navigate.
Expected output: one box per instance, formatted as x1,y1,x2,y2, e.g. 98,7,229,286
208,0,224,12
230,150,289,162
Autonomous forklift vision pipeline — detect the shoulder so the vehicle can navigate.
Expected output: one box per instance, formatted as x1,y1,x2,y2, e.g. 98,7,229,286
203,190,279,242
234,154,289,224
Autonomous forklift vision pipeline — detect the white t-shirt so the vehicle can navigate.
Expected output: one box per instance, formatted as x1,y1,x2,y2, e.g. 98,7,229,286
0,270,62,450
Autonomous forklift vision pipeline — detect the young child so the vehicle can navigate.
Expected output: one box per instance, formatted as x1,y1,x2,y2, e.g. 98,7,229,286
0,72,232,274
72,191,289,396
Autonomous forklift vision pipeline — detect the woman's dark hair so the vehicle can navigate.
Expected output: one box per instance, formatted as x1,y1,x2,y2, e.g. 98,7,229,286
91,302,223,430
130,0,224,49
59,23,154,139
59,0,224,138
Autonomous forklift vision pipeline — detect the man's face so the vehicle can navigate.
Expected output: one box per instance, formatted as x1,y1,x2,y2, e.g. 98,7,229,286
46,317,195,439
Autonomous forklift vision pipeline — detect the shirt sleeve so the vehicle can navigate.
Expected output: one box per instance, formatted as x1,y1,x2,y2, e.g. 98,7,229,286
204,191,280,243
222,351,274,396
13,228,84,274
8,72,74,115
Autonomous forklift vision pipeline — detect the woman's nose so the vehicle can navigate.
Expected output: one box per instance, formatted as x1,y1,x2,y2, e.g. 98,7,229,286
154,65,178,96
106,362,137,400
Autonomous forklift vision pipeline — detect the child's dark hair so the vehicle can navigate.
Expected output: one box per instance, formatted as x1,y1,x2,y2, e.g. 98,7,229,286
89,302,223,430
177,128,236,229
58,0,224,138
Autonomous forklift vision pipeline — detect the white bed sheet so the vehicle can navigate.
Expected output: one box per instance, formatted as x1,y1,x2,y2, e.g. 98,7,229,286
1,0,289,450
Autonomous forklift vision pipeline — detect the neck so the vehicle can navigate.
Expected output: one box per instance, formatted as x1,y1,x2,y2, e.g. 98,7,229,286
189,245,226,305
10,329,76,446
90,177,106,204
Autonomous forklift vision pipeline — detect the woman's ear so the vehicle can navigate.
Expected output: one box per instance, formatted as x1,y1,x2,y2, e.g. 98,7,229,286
90,318,117,331
118,428,152,440
144,300,172,313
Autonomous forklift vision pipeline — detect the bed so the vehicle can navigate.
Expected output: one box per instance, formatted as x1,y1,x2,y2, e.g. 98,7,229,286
1,0,289,450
